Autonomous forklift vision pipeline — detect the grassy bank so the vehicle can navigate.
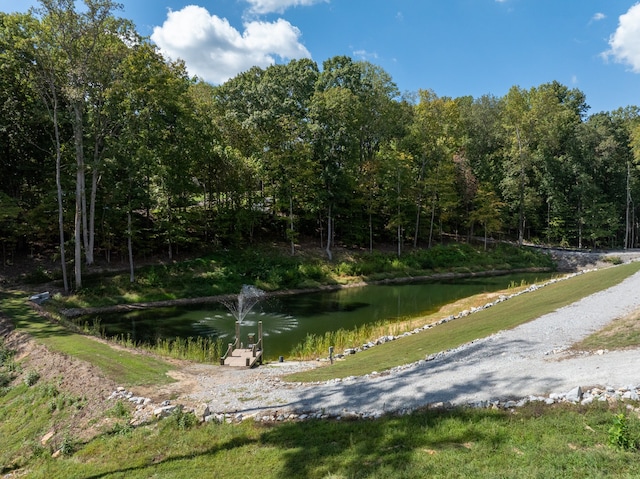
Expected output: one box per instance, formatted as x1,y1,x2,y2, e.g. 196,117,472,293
50,243,554,309
2,251,640,476
288,261,640,382
0,291,174,387
2,383,639,478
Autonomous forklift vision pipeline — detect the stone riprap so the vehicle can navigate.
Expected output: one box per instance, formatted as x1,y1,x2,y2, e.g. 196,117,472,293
108,265,640,425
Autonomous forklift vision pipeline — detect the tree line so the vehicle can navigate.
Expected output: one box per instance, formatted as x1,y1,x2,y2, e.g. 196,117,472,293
2,0,640,292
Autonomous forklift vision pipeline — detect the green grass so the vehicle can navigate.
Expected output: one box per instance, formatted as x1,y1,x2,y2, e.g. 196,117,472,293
52,243,554,309
287,262,640,382
0,291,174,387
0,381,68,473
574,307,640,352
2,254,640,477
5,400,640,478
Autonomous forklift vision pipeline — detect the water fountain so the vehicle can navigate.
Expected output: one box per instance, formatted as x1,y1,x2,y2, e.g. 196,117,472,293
219,285,266,367
219,284,266,324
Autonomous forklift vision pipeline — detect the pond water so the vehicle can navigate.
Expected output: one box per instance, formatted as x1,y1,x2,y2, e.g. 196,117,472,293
87,272,555,359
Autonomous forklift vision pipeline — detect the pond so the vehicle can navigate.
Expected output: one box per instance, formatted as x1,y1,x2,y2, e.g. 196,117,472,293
85,272,556,360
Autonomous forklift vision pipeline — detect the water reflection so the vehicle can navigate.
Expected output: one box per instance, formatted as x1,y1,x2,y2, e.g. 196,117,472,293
89,272,555,359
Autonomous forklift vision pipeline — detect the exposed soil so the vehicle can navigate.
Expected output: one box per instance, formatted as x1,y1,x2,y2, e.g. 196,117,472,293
3,247,640,446
0,312,120,443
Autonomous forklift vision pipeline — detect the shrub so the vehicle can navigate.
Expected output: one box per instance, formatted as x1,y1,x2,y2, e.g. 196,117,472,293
0,340,14,366
166,406,198,431
59,434,75,456
0,371,11,388
108,421,134,436
107,400,130,419
24,370,40,387
609,413,638,451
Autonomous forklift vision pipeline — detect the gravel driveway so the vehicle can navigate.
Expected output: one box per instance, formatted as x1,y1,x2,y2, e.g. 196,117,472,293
188,268,640,419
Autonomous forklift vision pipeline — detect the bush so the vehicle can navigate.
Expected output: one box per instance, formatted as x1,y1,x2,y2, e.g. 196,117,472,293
24,370,40,387
0,340,14,366
59,434,75,456
166,406,198,431
609,413,638,451
107,400,130,419
0,371,11,388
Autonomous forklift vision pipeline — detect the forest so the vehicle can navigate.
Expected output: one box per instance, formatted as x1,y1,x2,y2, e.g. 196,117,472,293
2,0,640,292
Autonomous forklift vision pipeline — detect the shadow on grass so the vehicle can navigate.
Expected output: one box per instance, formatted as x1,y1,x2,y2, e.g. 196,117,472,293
72,409,510,479
0,291,75,340
257,408,508,478
79,435,259,479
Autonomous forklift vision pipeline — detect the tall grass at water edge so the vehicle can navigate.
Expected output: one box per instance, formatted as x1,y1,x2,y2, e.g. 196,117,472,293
289,319,420,360
78,317,226,363
287,275,544,360
110,334,226,363
54,243,554,308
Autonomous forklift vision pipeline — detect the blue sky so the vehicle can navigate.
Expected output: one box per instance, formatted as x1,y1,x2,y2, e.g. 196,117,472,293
5,0,640,114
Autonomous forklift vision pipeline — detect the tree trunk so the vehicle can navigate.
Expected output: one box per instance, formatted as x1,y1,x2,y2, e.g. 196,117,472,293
484,223,488,251
325,204,333,261
128,209,135,283
577,199,583,249
413,157,428,248
413,201,422,248
625,161,631,250
73,102,85,289
52,91,69,293
289,195,295,256
516,127,525,247
428,194,436,248
87,143,102,265
369,212,373,253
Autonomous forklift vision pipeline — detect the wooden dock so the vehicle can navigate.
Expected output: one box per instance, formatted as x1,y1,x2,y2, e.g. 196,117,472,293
222,348,263,368
220,321,263,368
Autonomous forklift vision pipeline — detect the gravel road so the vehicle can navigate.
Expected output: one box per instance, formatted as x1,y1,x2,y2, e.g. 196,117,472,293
187,268,640,419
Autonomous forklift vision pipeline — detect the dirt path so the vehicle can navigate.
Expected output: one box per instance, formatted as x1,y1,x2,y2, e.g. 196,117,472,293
183,268,640,418
4,250,640,437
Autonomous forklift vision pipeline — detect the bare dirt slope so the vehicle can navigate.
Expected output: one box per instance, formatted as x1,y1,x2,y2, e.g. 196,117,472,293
3,249,640,441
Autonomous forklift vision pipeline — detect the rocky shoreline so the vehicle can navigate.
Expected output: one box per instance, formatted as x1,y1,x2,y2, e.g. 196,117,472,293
103,263,640,426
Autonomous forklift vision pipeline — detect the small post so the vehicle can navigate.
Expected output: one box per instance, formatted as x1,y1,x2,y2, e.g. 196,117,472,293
329,346,334,364
235,321,240,349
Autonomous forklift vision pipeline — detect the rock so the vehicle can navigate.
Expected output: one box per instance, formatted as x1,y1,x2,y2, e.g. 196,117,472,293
565,386,583,403
194,403,210,421
41,430,55,445
153,405,177,417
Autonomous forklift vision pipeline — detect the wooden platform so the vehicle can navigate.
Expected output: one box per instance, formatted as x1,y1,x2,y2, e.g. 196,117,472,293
222,348,263,368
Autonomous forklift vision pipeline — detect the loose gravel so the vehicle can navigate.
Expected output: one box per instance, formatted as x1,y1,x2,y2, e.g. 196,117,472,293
185,268,640,419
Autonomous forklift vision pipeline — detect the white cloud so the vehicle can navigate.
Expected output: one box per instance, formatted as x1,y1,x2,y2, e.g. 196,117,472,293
603,3,640,72
151,5,311,84
592,12,606,22
353,49,378,61
245,0,328,15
